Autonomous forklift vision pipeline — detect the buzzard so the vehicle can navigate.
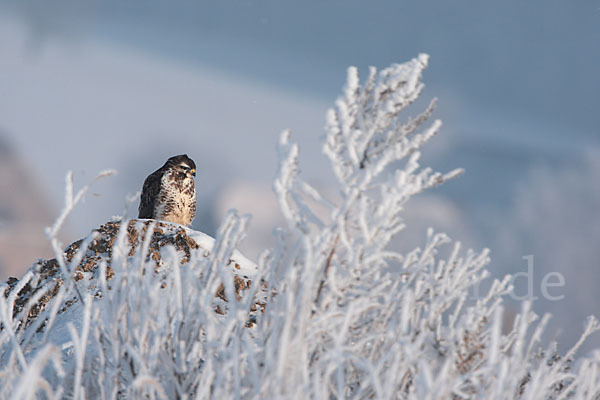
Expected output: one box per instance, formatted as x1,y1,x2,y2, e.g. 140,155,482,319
138,154,197,226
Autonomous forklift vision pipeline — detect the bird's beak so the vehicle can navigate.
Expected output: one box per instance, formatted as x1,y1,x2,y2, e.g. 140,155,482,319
191,169,196,177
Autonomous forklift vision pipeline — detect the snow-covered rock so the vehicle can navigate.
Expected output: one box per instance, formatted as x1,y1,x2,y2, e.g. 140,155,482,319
4,219,264,338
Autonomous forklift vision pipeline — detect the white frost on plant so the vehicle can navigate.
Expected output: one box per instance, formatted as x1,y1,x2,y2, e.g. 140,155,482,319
1,55,599,399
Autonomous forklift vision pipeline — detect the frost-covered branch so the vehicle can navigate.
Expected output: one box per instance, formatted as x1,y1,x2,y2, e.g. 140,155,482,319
1,55,598,399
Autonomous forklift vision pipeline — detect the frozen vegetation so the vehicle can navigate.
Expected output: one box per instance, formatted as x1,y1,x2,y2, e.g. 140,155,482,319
1,55,599,399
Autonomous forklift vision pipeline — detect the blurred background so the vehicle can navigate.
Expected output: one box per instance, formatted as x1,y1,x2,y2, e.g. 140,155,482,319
0,1,598,352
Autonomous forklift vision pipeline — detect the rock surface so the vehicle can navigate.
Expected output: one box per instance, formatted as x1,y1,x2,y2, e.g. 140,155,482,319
3,219,265,334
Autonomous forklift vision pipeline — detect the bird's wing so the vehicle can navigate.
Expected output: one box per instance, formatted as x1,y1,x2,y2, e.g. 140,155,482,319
138,169,163,219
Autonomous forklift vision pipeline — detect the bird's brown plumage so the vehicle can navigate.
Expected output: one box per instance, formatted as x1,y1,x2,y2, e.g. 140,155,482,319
138,154,197,226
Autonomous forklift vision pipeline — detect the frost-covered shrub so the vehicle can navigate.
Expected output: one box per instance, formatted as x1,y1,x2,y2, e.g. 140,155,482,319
1,54,599,399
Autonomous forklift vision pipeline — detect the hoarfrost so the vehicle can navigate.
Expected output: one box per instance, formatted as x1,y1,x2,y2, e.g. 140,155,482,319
1,55,598,399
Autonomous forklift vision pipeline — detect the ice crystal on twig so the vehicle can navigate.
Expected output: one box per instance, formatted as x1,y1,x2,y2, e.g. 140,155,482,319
1,55,599,399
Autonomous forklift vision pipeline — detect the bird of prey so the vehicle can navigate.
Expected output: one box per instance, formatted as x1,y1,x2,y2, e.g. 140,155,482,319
138,154,197,226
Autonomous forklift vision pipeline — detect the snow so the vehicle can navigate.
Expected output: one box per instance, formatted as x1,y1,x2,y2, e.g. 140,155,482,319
185,228,258,276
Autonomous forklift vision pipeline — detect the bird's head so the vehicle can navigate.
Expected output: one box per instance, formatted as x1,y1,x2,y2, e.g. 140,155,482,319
165,154,196,178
